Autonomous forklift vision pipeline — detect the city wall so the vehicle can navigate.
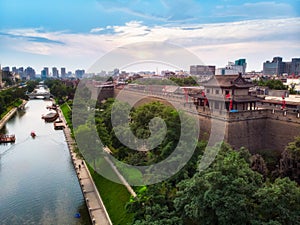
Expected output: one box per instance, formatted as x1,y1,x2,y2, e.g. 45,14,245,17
113,89,299,153
197,109,300,153
223,109,299,153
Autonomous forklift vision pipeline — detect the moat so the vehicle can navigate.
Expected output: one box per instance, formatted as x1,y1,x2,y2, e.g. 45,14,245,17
0,100,91,225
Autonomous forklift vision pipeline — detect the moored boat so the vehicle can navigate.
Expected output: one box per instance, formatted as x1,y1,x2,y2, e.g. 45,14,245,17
54,120,65,130
46,103,57,110
42,112,59,122
0,134,16,143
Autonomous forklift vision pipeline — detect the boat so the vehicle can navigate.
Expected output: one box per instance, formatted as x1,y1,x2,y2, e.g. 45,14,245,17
31,131,36,138
54,120,65,130
0,134,16,143
46,103,57,110
42,112,59,122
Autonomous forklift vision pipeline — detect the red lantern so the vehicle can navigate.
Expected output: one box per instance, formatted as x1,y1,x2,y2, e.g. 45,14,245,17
204,98,207,106
229,99,233,110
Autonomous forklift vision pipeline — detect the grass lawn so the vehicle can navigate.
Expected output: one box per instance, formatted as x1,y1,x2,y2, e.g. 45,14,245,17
61,102,134,224
60,102,72,126
88,164,134,225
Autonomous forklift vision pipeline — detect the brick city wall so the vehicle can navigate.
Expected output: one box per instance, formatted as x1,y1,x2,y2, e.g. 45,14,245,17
114,89,299,153
225,109,299,153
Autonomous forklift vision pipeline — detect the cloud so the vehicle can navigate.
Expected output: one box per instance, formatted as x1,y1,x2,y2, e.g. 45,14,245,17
90,27,105,33
0,29,65,45
213,1,296,19
95,0,203,23
0,17,299,71
95,0,298,25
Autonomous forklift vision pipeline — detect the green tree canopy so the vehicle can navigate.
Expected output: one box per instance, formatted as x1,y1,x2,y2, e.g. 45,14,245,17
255,79,288,90
174,143,263,225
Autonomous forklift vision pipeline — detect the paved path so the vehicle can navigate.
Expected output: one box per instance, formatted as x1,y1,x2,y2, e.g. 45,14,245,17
0,108,17,130
58,107,112,225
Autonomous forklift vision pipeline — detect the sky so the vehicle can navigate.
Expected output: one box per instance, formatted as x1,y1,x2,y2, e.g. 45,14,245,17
0,0,299,73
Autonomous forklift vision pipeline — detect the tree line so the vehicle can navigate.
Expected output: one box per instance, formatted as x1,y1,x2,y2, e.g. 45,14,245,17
0,86,26,118
51,78,299,225
91,99,300,225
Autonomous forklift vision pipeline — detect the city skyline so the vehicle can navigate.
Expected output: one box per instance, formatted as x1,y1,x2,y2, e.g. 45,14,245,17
0,0,299,72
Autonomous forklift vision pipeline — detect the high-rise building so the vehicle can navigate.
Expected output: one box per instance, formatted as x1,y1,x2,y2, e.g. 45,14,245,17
216,59,247,75
18,67,25,79
235,59,247,74
2,66,10,72
25,67,36,80
61,67,66,78
190,65,215,76
263,57,285,76
12,67,17,74
262,57,300,76
52,67,59,78
291,58,300,76
41,67,49,80
44,67,49,76
75,69,85,78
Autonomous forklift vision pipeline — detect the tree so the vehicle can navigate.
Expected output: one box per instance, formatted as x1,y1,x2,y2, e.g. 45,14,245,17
253,178,300,225
74,123,103,170
170,77,197,86
174,143,263,225
256,79,287,90
278,136,300,183
26,80,39,92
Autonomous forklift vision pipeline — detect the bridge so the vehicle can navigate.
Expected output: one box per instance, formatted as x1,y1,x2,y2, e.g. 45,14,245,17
26,85,52,99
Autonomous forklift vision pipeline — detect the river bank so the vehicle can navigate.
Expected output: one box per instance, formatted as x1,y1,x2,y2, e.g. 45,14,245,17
57,106,112,225
0,100,27,130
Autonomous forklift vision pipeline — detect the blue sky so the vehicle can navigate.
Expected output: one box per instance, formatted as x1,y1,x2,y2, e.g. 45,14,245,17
0,0,299,73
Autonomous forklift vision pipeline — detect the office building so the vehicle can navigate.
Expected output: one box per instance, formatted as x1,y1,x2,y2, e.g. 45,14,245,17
216,59,247,75
290,58,300,76
25,67,36,80
41,67,49,80
61,67,66,78
75,69,85,78
52,67,59,78
263,57,285,76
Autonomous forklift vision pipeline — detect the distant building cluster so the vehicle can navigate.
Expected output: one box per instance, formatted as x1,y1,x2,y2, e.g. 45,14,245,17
263,57,300,76
190,59,247,76
1,56,299,89
0,65,85,83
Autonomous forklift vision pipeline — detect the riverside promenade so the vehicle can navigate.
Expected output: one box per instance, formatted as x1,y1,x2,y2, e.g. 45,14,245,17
57,107,112,225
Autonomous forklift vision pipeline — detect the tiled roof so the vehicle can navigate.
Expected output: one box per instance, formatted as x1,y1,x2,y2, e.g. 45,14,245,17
204,74,254,88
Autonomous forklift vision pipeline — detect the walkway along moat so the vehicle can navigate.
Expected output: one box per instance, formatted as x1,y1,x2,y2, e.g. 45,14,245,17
58,106,112,225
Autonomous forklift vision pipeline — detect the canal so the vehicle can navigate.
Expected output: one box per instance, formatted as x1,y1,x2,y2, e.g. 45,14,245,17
0,100,91,225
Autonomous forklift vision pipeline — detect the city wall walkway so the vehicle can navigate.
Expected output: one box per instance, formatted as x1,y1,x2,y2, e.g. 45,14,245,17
57,107,112,225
